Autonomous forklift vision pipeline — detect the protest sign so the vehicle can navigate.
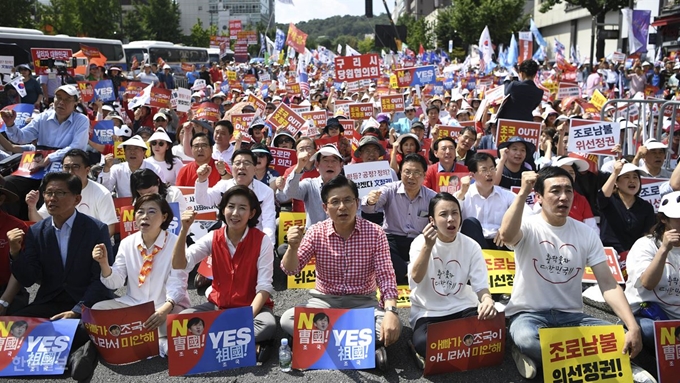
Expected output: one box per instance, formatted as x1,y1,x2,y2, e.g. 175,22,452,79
285,83,301,95
267,103,305,135
0,104,34,133
380,95,405,113
591,89,608,111
394,66,436,87
339,119,356,139
640,177,668,212
291,104,311,113
582,248,624,284
278,212,306,246
484,86,505,105
348,103,373,120
269,147,297,175
435,172,470,193
510,186,536,208
228,20,242,40
653,320,680,383
82,302,158,365
315,135,340,150
301,110,328,130
167,307,256,376
0,56,13,74
557,82,580,99
113,197,132,222
192,102,220,122
539,325,632,383
287,263,316,289
424,315,505,376
91,120,114,145
12,151,62,179
209,35,229,49
343,161,393,199
79,44,101,58
171,88,192,112
181,63,193,72
93,80,115,103
124,81,147,99
334,53,380,82
177,186,218,240
483,250,516,294
247,94,267,114
0,317,79,376
334,99,352,114
292,308,375,370
495,119,541,147
375,285,412,308
77,81,96,103
30,48,74,75
611,52,626,62
568,119,620,156
286,23,308,54
435,125,463,140
576,99,600,116
231,113,255,143
119,205,137,239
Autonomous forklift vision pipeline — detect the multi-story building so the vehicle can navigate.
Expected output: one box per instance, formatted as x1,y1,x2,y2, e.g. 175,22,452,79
392,0,451,21
176,0,274,36
651,0,680,54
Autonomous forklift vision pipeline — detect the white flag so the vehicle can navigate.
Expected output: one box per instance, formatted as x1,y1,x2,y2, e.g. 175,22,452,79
128,84,152,110
345,44,360,56
10,75,26,98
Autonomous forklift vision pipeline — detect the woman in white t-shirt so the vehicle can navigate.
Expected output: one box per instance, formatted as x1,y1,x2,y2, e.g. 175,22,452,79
144,128,184,185
407,192,497,363
625,191,680,351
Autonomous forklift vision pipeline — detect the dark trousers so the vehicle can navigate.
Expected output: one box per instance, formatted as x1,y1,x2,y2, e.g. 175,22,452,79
0,285,29,315
412,307,478,356
12,290,90,350
361,211,384,226
386,234,415,285
2,175,42,221
460,217,508,251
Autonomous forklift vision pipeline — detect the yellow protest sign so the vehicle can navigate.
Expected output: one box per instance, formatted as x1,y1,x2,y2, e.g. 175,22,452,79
539,325,632,383
226,70,237,81
376,285,412,308
483,250,515,294
278,211,306,246
389,74,398,89
590,89,608,111
287,263,316,289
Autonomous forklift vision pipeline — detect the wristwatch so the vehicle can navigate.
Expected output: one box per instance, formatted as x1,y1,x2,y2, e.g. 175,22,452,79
384,305,397,314
0,300,9,308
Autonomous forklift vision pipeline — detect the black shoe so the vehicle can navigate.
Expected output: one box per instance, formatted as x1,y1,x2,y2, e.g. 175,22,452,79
69,340,98,382
407,339,425,370
375,346,388,372
256,340,275,365
194,273,210,296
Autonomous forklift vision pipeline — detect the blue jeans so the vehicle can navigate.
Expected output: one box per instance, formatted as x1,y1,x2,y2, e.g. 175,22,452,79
508,310,612,366
634,315,657,352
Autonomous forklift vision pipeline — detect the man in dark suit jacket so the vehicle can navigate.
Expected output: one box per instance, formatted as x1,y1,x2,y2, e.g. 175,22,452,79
496,60,544,122
8,172,113,381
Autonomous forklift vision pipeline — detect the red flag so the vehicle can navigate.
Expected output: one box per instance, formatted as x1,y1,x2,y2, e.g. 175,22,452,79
157,57,166,68
286,23,308,54
419,44,425,57
131,56,139,70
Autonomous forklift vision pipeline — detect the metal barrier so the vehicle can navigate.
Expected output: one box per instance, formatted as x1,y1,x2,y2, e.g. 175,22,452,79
658,100,680,169
599,98,668,157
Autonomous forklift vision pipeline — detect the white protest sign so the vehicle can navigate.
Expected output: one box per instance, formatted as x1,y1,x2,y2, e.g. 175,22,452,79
0,56,13,74
567,119,620,156
484,86,505,104
177,186,219,239
557,82,580,99
343,161,393,199
171,88,192,112
191,79,207,91
639,177,668,212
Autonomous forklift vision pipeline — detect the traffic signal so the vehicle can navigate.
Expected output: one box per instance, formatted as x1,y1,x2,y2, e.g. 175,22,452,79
366,0,373,18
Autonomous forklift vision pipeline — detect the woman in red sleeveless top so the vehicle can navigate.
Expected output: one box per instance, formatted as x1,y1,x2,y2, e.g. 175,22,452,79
172,185,276,363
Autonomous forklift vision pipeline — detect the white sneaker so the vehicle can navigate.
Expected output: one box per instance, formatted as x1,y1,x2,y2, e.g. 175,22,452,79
159,337,168,358
511,345,536,379
631,363,656,383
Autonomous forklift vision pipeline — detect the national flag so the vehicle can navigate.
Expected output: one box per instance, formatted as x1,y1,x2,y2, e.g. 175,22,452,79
507,34,518,68
10,75,26,97
530,19,547,47
298,63,310,99
418,44,425,58
345,44,360,56
128,84,152,109
478,26,493,74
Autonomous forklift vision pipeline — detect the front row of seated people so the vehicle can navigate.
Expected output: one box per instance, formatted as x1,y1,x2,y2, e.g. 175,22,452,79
2,163,676,381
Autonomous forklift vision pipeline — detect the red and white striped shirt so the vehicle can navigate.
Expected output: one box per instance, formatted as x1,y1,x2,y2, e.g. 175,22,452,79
281,217,398,304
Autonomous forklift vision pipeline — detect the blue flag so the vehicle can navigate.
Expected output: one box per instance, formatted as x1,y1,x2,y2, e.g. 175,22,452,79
507,34,518,68
275,29,286,52
530,19,547,47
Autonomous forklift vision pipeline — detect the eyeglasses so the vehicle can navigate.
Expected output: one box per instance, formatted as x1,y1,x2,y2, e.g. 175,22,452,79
232,161,254,167
191,143,210,149
62,164,82,172
327,197,356,207
477,167,496,174
150,141,166,147
402,170,424,178
43,190,70,198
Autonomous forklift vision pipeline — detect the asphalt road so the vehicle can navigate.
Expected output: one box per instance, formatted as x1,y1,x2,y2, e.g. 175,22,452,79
20,264,658,383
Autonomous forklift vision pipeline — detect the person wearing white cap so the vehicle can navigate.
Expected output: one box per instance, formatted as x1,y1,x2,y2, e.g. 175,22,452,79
633,138,673,178
161,64,175,89
98,135,165,197
135,63,159,86
283,144,344,227
153,111,169,131
624,190,680,352
1,84,90,219
145,128,184,185
599,160,655,255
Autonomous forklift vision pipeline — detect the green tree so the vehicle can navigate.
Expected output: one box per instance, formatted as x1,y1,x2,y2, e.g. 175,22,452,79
0,0,35,29
436,0,529,51
135,0,183,42
38,0,81,36
357,36,375,53
78,0,121,39
539,0,629,61
122,10,145,41
189,19,211,47
397,14,434,50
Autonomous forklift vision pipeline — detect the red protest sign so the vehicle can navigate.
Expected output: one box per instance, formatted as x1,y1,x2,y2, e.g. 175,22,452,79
267,103,305,136
269,147,297,175
229,20,242,40
149,87,172,109
315,135,340,150
436,125,463,140
334,53,380,82
654,320,680,383
582,247,624,284
77,81,97,103
301,110,327,130
124,81,147,99
285,83,301,95
119,205,137,239
82,302,159,365
348,103,373,120
495,119,541,147
31,48,74,75
339,119,356,139
209,35,229,49
286,23,308,54
181,63,193,72
576,99,600,116
557,82,580,99
380,95,405,113
424,314,505,376
192,102,220,122
247,94,267,114
79,44,101,58
231,113,255,143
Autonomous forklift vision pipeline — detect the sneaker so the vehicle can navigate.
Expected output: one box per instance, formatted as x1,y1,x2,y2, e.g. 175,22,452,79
375,346,388,372
511,344,536,379
69,340,98,382
631,363,657,383
406,339,425,370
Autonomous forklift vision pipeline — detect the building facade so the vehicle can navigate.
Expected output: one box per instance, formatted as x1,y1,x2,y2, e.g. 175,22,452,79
176,0,274,36
651,0,680,54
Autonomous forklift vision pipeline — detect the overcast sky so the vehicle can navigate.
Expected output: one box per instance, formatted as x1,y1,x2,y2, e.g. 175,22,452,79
275,0,394,24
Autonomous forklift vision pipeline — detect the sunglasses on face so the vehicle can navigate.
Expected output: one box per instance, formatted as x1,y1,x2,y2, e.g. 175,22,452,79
150,141,166,147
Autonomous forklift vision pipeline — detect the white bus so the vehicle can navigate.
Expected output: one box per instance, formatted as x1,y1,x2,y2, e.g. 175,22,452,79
208,47,234,64
0,28,126,69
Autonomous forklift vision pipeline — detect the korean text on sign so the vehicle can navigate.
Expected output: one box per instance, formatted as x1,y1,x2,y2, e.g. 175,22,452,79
267,103,305,135
343,161,393,199
495,119,541,147
348,103,374,120
380,95,405,113
653,320,680,383
483,250,516,294
539,325,632,383
334,54,380,82
568,120,620,156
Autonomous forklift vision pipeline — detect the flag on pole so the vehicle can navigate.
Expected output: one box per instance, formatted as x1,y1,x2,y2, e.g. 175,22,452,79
570,45,580,66
275,29,286,52
622,8,651,54
532,45,545,62
478,26,493,74
345,44,360,56
530,19,547,47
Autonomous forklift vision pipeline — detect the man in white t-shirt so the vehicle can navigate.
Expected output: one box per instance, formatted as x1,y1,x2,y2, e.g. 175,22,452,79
499,167,654,382
27,149,118,236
